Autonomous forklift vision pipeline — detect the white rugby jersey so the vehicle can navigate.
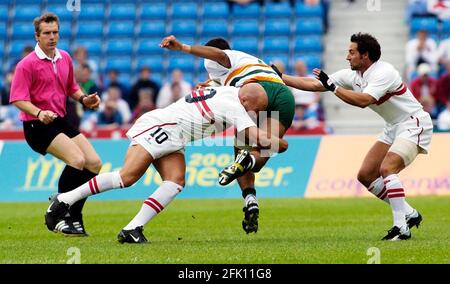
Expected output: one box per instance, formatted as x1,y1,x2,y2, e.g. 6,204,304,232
204,50,284,87
330,61,424,124
162,86,256,142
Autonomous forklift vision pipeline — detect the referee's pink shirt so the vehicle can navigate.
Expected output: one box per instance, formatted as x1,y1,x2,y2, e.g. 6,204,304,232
10,44,80,121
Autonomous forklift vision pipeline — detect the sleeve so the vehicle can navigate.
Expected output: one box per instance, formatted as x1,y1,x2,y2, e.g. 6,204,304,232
329,69,354,89
9,62,32,103
67,55,80,95
362,68,397,101
203,50,235,80
229,101,257,133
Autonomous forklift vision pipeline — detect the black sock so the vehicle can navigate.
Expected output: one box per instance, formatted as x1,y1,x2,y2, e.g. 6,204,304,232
242,187,256,199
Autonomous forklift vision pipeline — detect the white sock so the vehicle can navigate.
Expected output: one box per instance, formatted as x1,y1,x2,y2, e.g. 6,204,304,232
244,194,258,206
58,171,124,206
368,176,415,215
123,181,183,230
384,174,407,228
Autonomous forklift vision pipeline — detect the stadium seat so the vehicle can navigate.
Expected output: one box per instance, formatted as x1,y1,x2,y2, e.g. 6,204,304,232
168,56,196,72
139,21,166,37
137,38,164,55
57,39,70,52
45,4,75,22
200,19,229,38
263,37,290,54
264,1,292,18
107,21,135,38
172,3,198,19
442,20,450,33
105,39,134,55
136,55,164,72
410,17,439,34
231,36,259,55
169,20,197,37
77,4,105,21
13,5,41,21
263,53,289,69
9,40,34,58
295,3,324,18
11,23,35,39
58,22,72,39
231,19,259,37
104,56,132,74
0,22,6,39
263,19,291,36
75,21,104,38
109,4,136,21
294,36,323,53
295,18,324,35
294,54,322,69
0,5,8,22
73,40,103,56
232,3,260,18
200,2,229,19
141,2,167,20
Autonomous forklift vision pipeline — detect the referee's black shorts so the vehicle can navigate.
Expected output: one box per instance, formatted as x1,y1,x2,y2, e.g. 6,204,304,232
23,116,80,155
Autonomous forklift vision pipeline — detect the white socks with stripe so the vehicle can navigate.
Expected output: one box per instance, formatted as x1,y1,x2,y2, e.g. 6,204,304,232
123,181,183,230
384,174,407,228
58,171,124,206
368,176,415,215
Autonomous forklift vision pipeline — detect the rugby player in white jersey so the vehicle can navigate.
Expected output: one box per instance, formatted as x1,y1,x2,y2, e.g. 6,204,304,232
272,33,432,241
44,84,288,243
160,35,295,234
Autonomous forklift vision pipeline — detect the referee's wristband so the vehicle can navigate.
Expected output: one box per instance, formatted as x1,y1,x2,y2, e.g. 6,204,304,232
79,94,87,106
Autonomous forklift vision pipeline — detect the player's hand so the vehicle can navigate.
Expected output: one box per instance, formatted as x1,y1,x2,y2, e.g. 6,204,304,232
160,35,183,51
38,110,58,125
83,92,100,110
313,69,337,92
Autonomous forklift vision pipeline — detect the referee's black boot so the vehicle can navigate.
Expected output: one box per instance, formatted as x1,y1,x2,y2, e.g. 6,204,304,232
71,215,89,236
45,193,70,232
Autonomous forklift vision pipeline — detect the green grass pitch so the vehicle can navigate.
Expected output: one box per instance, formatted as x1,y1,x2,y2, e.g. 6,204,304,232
0,196,449,264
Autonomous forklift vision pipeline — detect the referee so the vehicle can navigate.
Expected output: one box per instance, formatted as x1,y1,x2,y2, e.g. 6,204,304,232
10,13,102,236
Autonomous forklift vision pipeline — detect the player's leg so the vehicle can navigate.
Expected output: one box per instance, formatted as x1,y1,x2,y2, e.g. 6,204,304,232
118,152,186,243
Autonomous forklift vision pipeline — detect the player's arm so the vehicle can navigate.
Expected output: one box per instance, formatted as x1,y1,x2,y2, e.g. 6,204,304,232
270,63,326,92
12,101,58,124
70,89,100,110
244,126,288,154
160,35,231,68
313,69,375,108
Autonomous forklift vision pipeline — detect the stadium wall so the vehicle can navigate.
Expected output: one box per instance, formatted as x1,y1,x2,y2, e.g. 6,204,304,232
0,134,449,202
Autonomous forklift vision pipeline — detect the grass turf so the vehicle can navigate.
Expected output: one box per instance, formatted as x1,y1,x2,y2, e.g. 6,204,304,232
0,196,449,264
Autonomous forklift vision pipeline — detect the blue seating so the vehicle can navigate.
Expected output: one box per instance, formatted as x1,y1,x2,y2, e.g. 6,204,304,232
13,5,41,21
263,37,290,54
77,4,105,20
58,22,72,39
109,4,136,20
0,22,6,39
9,40,34,58
201,2,229,19
231,19,259,36
172,3,198,19
57,39,70,52
200,19,229,38
105,39,134,55
295,18,324,35
137,38,164,55
232,3,260,18
410,17,439,34
139,21,166,37
264,1,292,18
442,20,450,33
107,21,135,38
0,5,8,22
168,56,196,72
75,21,104,38
264,19,291,36
263,53,289,69
73,40,103,56
294,54,322,69
136,55,164,72
294,36,323,53
169,20,197,37
45,4,74,22
295,3,324,18
105,57,132,74
141,2,167,20
11,23,35,39
231,36,259,55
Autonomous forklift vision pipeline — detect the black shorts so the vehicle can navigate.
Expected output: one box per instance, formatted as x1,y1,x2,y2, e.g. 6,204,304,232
23,117,80,155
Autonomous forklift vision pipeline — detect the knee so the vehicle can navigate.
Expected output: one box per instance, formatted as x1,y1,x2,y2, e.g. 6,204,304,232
86,157,102,174
379,165,395,178
167,176,185,188
357,171,375,188
67,156,86,170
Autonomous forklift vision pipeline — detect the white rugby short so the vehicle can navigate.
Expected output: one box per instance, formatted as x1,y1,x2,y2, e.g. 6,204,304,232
378,110,433,154
126,110,184,159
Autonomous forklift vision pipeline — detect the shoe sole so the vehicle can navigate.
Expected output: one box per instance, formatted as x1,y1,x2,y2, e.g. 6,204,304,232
243,211,259,234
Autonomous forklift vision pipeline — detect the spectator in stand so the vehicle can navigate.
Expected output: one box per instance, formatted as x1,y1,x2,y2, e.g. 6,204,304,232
410,63,438,118
405,30,438,81
104,69,130,104
73,63,100,130
0,106,21,130
100,86,132,125
73,46,100,85
157,69,192,109
437,37,450,75
129,66,160,110
97,98,123,129
434,61,450,113
1,71,13,106
10,45,34,72
131,88,156,123
289,102,322,134
437,97,450,130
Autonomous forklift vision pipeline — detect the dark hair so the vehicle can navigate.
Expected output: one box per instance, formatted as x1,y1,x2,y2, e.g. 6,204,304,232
350,33,381,62
33,13,59,35
205,38,231,50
